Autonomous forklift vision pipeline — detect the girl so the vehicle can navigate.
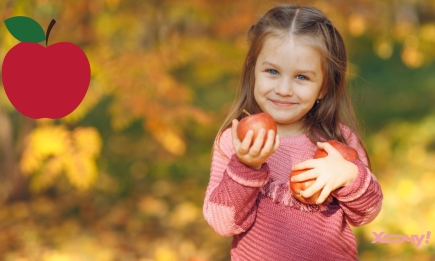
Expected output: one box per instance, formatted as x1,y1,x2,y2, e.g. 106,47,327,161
203,4,383,261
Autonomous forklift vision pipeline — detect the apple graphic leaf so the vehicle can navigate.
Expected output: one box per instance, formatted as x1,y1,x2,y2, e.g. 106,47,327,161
4,16,46,43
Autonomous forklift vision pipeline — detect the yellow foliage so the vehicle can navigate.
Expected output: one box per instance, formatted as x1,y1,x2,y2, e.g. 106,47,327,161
110,103,138,132
63,153,99,190
138,196,169,217
154,245,177,261
20,124,102,191
152,180,174,197
11,202,30,219
420,23,435,42
363,114,435,251
401,37,424,68
369,133,392,166
96,173,120,193
395,21,416,40
396,179,422,204
179,240,198,259
42,251,79,261
153,129,186,156
374,39,393,60
169,202,200,228
420,172,435,198
105,0,121,10
72,127,102,156
407,144,426,166
147,119,186,156
30,156,63,191
20,125,69,174
0,84,15,112
401,47,424,68
348,13,366,37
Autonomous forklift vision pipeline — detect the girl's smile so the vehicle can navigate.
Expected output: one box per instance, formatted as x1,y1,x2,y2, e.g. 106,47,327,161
270,99,297,108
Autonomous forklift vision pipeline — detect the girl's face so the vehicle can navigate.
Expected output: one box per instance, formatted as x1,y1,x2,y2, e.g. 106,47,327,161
254,35,324,137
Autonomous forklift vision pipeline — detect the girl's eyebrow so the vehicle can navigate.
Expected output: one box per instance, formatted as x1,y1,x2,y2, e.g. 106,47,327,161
297,70,317,76
262,61,279,67
262,61,317,76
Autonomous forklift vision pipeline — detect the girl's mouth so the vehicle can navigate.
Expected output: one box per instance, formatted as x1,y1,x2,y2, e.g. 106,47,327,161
270,99,295,107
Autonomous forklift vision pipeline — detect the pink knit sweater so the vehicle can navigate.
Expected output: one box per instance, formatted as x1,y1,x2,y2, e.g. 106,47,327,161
203,126,383,261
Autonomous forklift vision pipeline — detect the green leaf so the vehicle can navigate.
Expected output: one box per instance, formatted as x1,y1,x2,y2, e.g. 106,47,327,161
4,16,45,42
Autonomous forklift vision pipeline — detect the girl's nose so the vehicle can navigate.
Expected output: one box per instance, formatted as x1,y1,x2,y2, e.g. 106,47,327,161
274,77,293,96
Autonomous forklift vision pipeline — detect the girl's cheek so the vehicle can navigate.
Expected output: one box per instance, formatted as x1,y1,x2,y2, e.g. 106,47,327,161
258,79,274,93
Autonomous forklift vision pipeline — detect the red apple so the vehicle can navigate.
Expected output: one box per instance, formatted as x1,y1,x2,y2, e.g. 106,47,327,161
237,110,277,146
289,140,358,204
289,169,319,204
313,140,358,161
2,17,90,119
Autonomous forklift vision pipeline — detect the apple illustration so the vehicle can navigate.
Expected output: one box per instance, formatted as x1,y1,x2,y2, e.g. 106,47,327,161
289,140,359,204
237,109,277,146
1,16,90,119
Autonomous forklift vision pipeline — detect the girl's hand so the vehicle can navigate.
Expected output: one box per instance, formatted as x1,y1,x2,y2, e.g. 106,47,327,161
290,142,358,204
231,119,280,169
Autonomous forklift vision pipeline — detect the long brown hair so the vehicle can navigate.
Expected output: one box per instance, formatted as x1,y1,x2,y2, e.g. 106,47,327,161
216,4,370,168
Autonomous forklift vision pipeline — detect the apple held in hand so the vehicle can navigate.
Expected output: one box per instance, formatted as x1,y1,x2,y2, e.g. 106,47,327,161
2,16,90,119
289,140,358,204
289,169,320,204
313,140,359,161
237,109,277,146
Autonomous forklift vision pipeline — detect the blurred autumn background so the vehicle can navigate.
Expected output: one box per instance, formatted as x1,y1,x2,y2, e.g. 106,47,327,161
1,0,435,260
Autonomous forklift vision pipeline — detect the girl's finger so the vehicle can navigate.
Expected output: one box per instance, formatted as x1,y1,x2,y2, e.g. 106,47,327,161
249,128,266,156
300,179,324,198
317,142,340,157
260,130,276,157
231,119,241,148
239,130,254,154
315,185,332,204
292,159,317,171
272,134,280,152
290,168,318,183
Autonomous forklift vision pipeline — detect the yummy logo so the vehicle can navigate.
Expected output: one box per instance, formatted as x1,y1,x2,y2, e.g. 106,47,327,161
1,16,90,119
372,231,431,247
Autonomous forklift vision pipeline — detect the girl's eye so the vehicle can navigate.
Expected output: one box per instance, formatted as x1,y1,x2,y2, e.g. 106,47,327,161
296,75,308,80
267,69,279,75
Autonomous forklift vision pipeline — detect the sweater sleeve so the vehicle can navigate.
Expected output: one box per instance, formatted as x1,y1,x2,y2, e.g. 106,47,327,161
331,125,383,227
203,128,270,236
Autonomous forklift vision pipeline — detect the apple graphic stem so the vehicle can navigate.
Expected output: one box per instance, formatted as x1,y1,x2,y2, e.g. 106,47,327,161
45,19,56,47
2,16,91,119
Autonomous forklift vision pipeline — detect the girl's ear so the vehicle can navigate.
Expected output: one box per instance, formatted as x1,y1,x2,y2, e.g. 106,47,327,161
318,87,326,100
